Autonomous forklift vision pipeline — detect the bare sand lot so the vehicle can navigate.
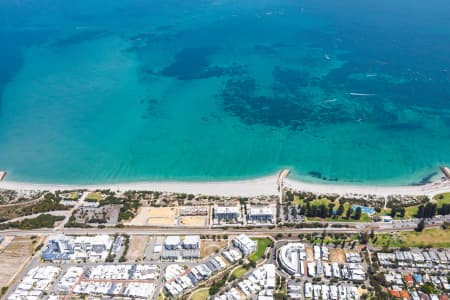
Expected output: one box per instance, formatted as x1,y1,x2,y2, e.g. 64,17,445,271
125,207,152,226
126,236,149,262
200,239,228,258
126,206,178,226
0,236,44,287
306,246,314,261
329,248,346,263
0,236,14,252
147,207,178,226
179,216,207,226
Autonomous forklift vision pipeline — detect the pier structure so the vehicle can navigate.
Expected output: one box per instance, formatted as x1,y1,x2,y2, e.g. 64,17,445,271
441,166,450,180
277,169,291,204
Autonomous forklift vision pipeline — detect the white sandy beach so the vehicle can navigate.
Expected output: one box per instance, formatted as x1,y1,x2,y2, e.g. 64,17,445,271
283,178,450,198
1,173,450,197
0,175,280,197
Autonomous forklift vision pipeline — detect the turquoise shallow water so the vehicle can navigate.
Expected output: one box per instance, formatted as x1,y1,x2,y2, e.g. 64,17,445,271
0,0,450,185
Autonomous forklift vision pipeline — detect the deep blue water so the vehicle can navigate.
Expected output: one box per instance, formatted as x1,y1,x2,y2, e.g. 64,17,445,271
0,0,450,184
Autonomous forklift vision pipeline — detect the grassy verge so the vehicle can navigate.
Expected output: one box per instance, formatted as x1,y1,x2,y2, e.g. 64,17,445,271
372,228,450,248
249,237,272,263
86,192,103,201
307,213,371,223
434,193,450,206
191,288,209,300
230,266,248,280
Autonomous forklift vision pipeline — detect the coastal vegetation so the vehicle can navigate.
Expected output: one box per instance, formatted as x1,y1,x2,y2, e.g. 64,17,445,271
208,274,227,296
0,192,69,222
249,237,272,263
0,214,65,230
285,192,371,222
372,228,450,248
85,192,103,202
190,288,209,300
229,266,248,280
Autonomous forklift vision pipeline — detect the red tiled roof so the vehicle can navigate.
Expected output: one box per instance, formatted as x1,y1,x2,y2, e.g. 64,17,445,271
401,290,409,298
403,275,413,282
390,290,401,298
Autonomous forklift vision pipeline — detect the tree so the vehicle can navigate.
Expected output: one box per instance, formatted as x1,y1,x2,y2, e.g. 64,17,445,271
415,219,425,232
328,203,335,217
337,203,344,216
274,293,288,300
416,205,424,218
390,207,397,218
345,207,354,220
318,204,328,218
360,232,369,244
354,207,362,220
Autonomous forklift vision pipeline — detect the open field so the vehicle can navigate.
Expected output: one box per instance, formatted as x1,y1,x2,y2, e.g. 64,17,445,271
0,236,43,287
307,213,371,223
179,216,207,226
329,248,346,263
126,207,151,226
86,192,103,201
200,239,228,258
306,246,314,261
126,206,178,226
147,207,178,226
230,266,248,279
191,288,209,300
249,237,272,263
0,236,14,251
434,192,450,206
373,228,450,248
126,236,149,262
294,196,372,222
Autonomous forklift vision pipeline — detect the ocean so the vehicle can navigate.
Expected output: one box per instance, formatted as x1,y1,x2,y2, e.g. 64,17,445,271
0,0,449,185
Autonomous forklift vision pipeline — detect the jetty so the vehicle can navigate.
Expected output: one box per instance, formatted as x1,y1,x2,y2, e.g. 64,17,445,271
277,169,291,189
0,171,6,181
441,166,450,180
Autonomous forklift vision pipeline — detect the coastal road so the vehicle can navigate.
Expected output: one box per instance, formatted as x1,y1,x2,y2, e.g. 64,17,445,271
0,224,439,237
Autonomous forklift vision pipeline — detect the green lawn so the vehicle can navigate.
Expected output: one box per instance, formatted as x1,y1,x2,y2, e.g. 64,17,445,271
86,192,103,201
307,212,371,223
294,197,372,222
435,193,450,207
248,237,272,263
293,197,340,209
230,266,248,279
378,205,419,220
191,288,209,300
372,228,450,248
68,192,80,200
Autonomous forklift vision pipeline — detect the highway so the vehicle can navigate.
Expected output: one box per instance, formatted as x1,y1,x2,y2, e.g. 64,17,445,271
0,223,438,237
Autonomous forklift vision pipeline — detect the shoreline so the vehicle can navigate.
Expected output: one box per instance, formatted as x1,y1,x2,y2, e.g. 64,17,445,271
1,172,450,198
0,175,280,197
284,178,450,198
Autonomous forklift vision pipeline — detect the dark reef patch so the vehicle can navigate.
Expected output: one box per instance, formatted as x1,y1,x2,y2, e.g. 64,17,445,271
220,66,379,130
140,97,161,119
409,172,438,186
272,66,309,95
308,171,338,182
159,47,246,80
0,30,52,116
221,76,311,130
